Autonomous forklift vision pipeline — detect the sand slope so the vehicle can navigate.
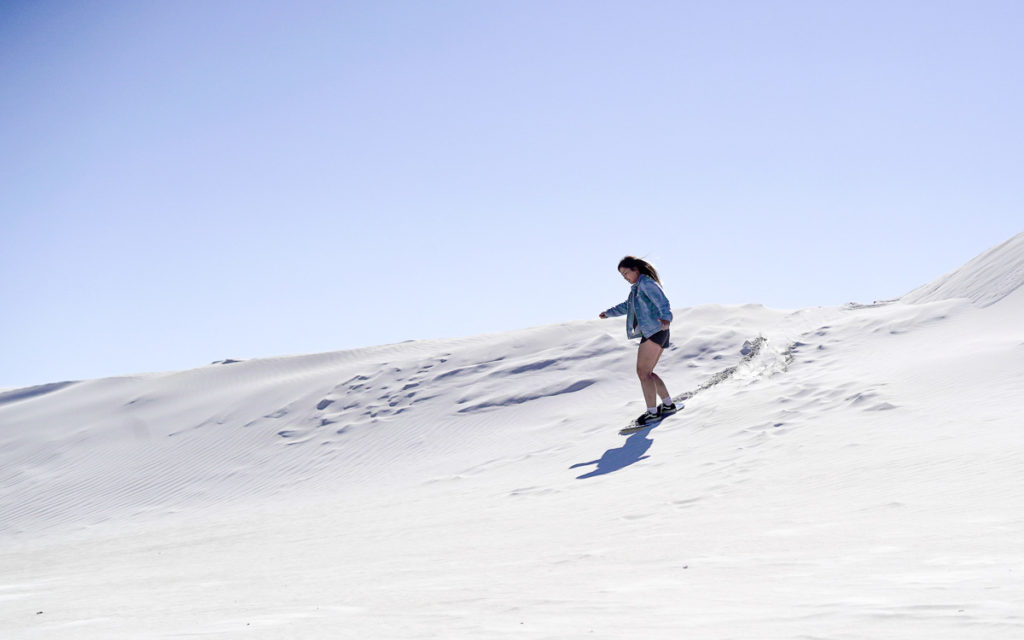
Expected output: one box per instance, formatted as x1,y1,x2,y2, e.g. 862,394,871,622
903,231,1024,307
1,236,1022,639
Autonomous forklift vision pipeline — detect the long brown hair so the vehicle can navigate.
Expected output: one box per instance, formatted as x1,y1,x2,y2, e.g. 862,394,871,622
618,256,661,284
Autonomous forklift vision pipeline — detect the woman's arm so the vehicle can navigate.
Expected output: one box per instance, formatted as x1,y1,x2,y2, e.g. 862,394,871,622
601,300,629,319
638,278,673,327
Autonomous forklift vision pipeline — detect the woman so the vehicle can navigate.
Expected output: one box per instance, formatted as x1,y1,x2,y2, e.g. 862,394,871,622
600,256,677,426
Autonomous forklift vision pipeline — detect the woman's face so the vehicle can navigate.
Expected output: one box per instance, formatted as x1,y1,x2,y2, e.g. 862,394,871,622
619,267,640,284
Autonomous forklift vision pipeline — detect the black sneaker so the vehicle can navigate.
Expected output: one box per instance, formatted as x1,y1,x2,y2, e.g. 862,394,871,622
635,411,661,426
659,402,678,417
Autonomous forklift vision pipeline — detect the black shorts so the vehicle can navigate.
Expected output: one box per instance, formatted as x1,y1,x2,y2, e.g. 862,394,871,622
640,329,670,348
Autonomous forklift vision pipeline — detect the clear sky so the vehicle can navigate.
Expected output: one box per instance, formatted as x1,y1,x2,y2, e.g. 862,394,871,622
2,0,1022,389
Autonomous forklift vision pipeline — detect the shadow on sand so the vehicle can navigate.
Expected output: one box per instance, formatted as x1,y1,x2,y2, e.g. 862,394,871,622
570,423,660,479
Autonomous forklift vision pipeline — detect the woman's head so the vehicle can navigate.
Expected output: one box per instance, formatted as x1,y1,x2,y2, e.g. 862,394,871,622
618,256,660,284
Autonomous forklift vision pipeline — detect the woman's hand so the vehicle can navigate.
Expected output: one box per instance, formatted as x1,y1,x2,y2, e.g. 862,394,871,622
599,312,608,319
660,319,671,330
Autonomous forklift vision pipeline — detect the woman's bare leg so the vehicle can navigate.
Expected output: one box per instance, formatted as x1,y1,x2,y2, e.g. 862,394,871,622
651,372,670,401
637,340,670,408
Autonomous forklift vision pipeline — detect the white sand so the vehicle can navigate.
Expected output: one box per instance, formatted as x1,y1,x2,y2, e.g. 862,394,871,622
2,233,1022,639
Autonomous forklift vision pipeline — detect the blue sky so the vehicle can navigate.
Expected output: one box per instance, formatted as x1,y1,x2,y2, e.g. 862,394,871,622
2,1,1022,388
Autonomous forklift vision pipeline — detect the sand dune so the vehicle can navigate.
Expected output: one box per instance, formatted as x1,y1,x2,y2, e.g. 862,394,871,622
2,235,1022,639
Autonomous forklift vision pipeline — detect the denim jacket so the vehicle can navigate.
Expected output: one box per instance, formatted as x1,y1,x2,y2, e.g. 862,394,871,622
604,275,673,339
